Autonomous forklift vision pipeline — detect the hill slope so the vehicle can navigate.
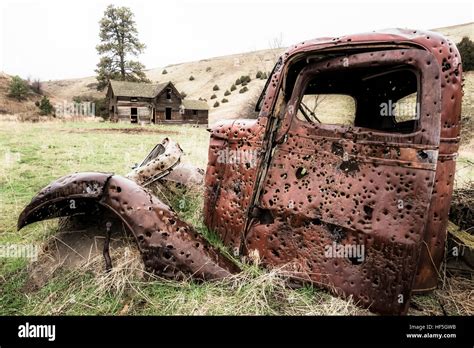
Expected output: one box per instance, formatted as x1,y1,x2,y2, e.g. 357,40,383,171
40,22,473,125
0,72,43,119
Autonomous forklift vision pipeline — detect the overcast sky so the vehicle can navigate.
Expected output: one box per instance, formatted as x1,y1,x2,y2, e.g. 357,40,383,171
0,0,472,81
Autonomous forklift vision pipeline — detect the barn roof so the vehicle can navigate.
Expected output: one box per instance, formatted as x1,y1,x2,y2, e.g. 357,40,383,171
109,80,169,98
182,99,209,110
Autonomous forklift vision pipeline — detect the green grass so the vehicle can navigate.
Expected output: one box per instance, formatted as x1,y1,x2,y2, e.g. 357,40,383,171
0,120,471,316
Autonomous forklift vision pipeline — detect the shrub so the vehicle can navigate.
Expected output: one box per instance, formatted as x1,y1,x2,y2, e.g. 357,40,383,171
206,67,212,72
230,84,237,91
72,96,83,104
213,101,220,107
235,78,242,85
189,75,195,81
162,69,168,74
94,98,109,119
458,36,474,71
36,96,54,115
239,86,249,94
256,71,263,79
221,98,228,103
71,95,108,119
30,79,42,94
241,75,251,83
180,91,187,98
210,94,217,99
213,84,220,91
261,72,268,79
224,90,231,96
241,81,248,86
8,76,29,101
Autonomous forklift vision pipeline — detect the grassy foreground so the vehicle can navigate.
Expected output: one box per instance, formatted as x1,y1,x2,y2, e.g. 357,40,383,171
0,120,471,315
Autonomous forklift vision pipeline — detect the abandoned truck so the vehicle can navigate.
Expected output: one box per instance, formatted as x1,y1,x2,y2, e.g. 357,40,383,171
18,29,463,315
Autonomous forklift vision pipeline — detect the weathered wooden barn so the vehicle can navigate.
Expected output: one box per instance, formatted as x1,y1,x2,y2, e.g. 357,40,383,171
106,80,209,125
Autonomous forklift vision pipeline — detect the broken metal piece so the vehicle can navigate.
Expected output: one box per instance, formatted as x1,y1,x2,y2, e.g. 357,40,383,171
103,221,113,272
126,137,204,189
18,172,239,280
126,138,183,186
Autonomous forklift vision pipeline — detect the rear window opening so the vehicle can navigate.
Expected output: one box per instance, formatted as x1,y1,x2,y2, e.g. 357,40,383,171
297,94,356,125
295,65,420,133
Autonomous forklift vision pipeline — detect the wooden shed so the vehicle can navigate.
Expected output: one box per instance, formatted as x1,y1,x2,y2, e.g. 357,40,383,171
106,80,209,125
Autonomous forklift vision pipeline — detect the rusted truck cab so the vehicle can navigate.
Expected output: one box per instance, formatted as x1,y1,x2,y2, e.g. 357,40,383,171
204,29,462,314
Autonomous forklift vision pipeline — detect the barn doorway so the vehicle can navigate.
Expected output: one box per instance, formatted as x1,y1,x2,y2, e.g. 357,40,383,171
131,108,138,123
165,108,172,120
152,108,156,124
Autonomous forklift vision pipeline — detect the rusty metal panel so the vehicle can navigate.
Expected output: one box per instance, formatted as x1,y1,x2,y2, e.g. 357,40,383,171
18,172,239,280
204,119,266,254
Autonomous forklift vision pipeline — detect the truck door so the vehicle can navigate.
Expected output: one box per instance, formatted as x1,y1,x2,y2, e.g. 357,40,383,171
246,48,441,314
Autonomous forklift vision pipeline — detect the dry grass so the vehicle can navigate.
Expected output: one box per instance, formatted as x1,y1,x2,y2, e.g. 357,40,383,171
21,234,365,316
450,180,474,232
435,276,474,316
17,228,473,316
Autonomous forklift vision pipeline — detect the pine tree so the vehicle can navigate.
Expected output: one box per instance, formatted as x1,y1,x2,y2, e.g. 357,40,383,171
95,5,150,90
8,76,29,101
458,37,474,71
37,96,54,115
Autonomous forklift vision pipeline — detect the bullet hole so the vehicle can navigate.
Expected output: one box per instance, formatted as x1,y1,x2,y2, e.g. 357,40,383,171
340,159,359,173
363,205,373,219
418,150,429,160
163,250,172,259
348,256,363,265
331,142,344,156
296,167,308,179
258,209,274,224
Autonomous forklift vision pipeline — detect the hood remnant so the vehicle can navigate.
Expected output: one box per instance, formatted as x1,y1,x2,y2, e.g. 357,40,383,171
18,172,238,280
126,137,204,187
18,29,463,315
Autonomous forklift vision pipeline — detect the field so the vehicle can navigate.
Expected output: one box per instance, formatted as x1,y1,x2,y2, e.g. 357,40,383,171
0,120,472,316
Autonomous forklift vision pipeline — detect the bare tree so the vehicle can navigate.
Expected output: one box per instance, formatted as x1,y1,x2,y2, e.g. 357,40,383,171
30,78,42,95
268,33,284,62
309,94,327,115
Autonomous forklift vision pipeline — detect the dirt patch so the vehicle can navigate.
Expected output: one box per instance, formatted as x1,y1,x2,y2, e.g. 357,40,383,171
69,127,180,135
23,214,140,292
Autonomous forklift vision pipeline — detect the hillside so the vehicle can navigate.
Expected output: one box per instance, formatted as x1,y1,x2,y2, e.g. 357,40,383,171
35,22,474,125
0,72,43,120
41,48,282,124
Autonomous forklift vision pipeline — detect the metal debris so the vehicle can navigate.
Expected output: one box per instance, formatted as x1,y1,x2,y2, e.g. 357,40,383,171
18,172,238,280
